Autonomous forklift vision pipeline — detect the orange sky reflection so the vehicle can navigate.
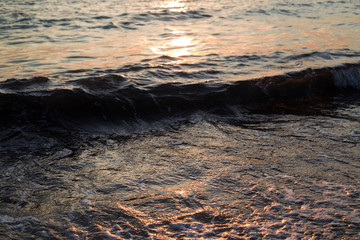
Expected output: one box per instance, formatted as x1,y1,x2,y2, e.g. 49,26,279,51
1,0,359,81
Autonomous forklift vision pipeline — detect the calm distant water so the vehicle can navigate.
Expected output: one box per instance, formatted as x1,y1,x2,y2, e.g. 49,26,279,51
1,1,360,239
0,0,359,82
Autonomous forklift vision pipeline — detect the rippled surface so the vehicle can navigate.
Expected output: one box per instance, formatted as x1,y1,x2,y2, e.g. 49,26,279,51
1,99,360,239
1,1,360,239
1,0,360,82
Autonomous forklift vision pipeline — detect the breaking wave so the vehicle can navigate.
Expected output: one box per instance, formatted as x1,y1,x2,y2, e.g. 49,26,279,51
1,63,359,126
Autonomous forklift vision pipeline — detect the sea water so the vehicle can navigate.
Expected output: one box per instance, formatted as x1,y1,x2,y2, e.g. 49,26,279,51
0,0,359,239
1,0,359,82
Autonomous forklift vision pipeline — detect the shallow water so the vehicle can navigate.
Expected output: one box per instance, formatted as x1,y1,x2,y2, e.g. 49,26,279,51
1,0,360,239
1,101,360,239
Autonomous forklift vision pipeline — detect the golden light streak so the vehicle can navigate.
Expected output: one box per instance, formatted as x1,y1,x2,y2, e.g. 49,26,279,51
151,35,195,58
161,0,187,12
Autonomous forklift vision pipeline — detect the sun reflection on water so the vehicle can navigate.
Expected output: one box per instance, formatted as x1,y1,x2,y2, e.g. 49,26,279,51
161,0,187,12
150,1,197,59
151,32,196,58
170,36,193,48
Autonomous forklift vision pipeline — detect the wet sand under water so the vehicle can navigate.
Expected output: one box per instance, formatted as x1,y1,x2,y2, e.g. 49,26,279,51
0,101,360,239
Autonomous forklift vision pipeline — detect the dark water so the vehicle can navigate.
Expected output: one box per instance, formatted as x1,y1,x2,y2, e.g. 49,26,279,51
1,0,360,239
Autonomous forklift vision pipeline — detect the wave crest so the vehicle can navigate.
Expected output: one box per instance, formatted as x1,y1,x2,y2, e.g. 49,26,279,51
0,64,359,125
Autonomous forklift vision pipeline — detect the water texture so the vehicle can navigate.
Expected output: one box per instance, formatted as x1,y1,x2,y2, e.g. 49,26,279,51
0,0,359,82
0,0,360,239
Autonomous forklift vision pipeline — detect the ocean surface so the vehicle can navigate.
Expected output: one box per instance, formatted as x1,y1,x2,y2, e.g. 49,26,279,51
1,0,360,239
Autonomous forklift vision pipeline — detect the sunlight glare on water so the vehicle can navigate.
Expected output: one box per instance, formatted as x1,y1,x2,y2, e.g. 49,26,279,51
151,33,196,58
161,0,188,12
0,0,359,81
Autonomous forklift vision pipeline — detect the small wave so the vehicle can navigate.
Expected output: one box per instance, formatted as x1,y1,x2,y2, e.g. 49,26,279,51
0,64,359,125
92,22,119,29
67,55,97,59
0,77,49,90
332,64,360,89
70,74,128,92
92,16,112,20
132,9,212,22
